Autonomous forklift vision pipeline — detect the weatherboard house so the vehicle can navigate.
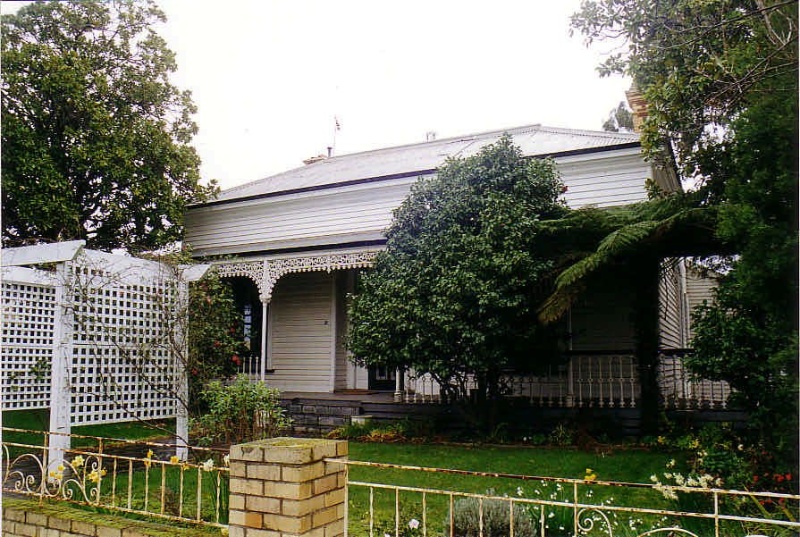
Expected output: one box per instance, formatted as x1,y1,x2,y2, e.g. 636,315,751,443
184,124,725,413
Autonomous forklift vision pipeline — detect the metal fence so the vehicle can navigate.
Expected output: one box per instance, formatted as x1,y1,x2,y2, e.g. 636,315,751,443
341,459,800,537
1,428,229,528
403,351,732,411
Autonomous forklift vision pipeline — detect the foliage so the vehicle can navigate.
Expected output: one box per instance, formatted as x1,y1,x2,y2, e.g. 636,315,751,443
187,270,249,415
348,135,569,407
687,90,798,456
452,492,537,537
571,0,797,178
1,1,216,251
602,101,634,132
191,375,290,446
570,0,798,453
328,418,434,443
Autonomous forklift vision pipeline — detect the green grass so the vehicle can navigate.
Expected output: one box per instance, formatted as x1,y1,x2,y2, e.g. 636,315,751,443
344,442,733,537
2,409,175,451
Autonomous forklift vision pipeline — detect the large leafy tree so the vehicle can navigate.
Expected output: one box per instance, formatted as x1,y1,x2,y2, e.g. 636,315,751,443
2,0,215,251
348,136,568,411
569,0,798,452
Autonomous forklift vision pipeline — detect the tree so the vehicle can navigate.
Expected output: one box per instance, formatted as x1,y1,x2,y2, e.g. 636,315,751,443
602,101,634,132
348,136,568,419
570,0,798,453
2,1,215,251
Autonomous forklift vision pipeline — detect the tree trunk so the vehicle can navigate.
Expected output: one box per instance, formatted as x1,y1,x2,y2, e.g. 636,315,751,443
631,257,662,437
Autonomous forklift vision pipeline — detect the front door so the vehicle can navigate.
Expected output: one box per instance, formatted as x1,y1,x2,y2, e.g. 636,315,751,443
368,365,396,391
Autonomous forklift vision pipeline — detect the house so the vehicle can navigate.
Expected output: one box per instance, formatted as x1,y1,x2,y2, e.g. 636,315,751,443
185,124,723,411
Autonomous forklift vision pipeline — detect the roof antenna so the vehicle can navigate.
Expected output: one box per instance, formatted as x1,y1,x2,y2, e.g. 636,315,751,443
330,116,341,156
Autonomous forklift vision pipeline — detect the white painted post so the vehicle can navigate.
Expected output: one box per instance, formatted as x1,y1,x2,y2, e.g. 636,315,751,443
394,369,403,402
48,261,73,468
176,264,210,460
260,302,269,381
174,269,189,461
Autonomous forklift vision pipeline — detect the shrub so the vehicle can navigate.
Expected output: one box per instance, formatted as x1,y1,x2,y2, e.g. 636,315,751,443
548,423,574,446
192,375,291,445
452,493,537,537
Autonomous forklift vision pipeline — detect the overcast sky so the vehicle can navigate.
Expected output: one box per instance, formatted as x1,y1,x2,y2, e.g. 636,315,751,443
2,1,632,190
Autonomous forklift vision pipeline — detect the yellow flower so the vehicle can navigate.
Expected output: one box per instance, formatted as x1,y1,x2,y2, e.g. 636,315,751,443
170,455,180,465
87,468,107,484
146,449,154,459
657,436,666,445
57,464,65,472
71,455,85,468
584,468,598,482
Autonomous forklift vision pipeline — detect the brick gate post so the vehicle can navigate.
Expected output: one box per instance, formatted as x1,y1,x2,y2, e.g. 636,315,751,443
228,437,348,537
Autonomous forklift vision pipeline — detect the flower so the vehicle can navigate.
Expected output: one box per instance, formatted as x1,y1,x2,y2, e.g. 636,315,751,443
408,519,420,530
88,468,107,483
584,468,597,482
170,455,180,465
71,455,85,468
666,459,676,468
224,454,230,467
220,528,229,536
202,458,215,472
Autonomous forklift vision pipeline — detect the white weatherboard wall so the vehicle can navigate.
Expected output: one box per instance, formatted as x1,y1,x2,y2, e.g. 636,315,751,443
658,259,689,349
267,271,336,392
185,148,656,257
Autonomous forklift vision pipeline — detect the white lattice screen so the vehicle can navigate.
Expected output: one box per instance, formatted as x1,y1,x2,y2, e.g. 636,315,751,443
1,270,57,411
1,244,189,427
68,250,179,425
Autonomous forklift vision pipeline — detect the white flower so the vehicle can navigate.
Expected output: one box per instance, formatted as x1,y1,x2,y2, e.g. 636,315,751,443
667,459,676,468
516,486,524,497
650,474,659,483
408,519,419,530
202,458,215,472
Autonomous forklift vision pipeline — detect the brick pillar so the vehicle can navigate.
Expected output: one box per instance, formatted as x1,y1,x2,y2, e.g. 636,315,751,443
229,437,348,537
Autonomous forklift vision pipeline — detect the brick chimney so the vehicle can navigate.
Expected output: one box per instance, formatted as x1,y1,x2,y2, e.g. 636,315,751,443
625,85,647,133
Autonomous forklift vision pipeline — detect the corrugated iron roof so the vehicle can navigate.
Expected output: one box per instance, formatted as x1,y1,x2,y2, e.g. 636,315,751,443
210,124,639,203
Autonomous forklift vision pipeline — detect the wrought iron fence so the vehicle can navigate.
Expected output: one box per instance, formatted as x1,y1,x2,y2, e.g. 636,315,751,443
1,428,229,528
403,350,732,411
340,459,800,537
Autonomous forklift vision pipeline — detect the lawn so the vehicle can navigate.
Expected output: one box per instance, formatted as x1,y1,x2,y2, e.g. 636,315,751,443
346,442,685,536
2,409,175,451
